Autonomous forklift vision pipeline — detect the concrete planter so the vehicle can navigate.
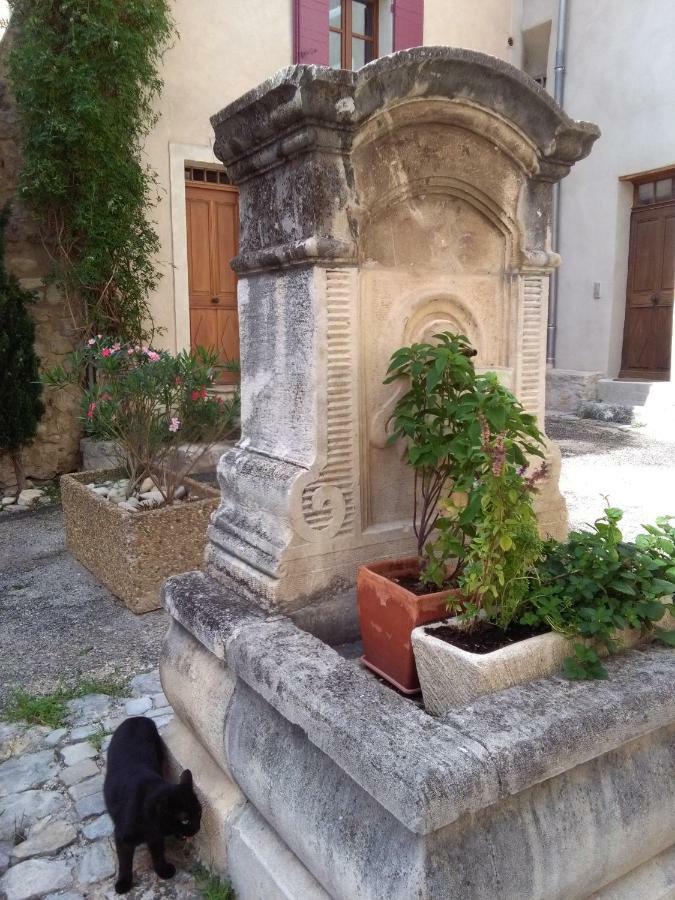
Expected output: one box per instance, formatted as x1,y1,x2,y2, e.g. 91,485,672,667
412,616,656,716
61,468,220,613
357,557,460,693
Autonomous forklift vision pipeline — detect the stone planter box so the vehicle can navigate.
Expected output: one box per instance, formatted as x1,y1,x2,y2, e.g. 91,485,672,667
61,468,220,613
412,616,663,716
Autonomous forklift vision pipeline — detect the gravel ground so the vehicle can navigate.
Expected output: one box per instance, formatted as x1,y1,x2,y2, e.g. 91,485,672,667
0,507,168,706
1,415,673,706
546,415,675,539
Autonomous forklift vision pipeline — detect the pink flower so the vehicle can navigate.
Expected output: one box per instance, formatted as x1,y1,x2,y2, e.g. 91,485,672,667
146,350,161,362
101,348,112,358
96,334,102,339
175,376,182,385
127,347,135,355
168,417,181,433
87,402,97,419
87,338,96,346
111,342,121,352
100,393,111,402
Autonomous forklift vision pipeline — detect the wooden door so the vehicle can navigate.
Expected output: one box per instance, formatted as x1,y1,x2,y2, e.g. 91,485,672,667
620,202,674,379
186,180,239,383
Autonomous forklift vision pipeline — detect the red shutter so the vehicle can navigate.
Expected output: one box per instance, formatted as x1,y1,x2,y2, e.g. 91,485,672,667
294,0,330,65
393,0,424,51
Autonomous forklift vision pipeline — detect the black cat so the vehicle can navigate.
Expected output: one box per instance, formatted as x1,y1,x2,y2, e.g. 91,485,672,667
104,716,202,894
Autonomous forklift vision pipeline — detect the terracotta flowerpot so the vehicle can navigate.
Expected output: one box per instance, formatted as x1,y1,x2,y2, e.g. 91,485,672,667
357,557,461,694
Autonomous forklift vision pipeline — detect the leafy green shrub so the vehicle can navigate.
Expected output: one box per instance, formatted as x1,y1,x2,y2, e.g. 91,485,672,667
45,337,239,501
385,332,544,589
0,203,45,494
8,0,174,342
521,508,675,678
457,420,545,630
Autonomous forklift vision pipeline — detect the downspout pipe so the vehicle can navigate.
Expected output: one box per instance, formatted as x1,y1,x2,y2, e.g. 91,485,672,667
546,0,568,366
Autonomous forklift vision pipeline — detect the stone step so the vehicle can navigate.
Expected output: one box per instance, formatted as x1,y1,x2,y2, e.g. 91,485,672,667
598,378,660,407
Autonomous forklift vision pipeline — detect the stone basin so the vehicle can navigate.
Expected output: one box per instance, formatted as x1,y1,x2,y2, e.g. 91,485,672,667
161,571,675,900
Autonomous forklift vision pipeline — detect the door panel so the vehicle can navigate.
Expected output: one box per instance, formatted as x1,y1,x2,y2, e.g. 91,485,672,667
620,203,674,379
186,180,239,383
186,198,212,297
213,195,238,300
632,217,660,294
661,213,675,291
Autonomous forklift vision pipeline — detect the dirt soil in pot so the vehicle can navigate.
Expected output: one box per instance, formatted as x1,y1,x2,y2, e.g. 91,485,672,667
427,621,550,654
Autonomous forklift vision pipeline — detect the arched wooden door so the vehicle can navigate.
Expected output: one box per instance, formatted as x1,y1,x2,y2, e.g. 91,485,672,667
185,165,239,383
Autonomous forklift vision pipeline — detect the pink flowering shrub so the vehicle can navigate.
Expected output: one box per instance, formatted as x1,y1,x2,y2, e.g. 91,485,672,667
45,338,239,503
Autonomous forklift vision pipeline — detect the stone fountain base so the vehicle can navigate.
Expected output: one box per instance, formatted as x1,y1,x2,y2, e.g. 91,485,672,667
160,571,675,900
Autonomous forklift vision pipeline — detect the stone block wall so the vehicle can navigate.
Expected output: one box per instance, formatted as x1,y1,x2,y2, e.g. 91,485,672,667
0,28,81,489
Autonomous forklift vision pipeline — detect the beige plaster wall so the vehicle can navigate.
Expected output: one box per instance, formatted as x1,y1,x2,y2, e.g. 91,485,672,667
145,0,293,351
424,0,518,62
526,0,675,379
146,0,518,353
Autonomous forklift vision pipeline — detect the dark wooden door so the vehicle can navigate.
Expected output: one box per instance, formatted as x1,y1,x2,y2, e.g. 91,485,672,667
620,202,674,379
186,181,239,383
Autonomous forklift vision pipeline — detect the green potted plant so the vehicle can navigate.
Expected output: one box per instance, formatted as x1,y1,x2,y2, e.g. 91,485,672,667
357,332,545,692
412,507,675,714
44,337,238,612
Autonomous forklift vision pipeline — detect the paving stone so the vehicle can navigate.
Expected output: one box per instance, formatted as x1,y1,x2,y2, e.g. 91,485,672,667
11,820,77,861
0,841,9,875
45,893,84,900
101,715,126,733
130,671,162,697
45,728,68,748
0,723,23,755
82,814,114,840
69,724,98,742
61,742,96,766
0,857,72,900
125,696,152,716
75,791,106,819
68,773,104,802
147,706,172,721
0,728,51,763
152,714,173,730
67,695,112,724
0,750,57,798
59,758,98,787
151,692,168,709
77,840,116,884
0,790,67,840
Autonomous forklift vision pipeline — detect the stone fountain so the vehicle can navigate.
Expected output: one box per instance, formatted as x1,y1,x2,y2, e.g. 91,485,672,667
160,48,675,899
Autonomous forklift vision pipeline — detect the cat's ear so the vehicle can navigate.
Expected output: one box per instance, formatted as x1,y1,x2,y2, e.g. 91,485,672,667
180,769,193,788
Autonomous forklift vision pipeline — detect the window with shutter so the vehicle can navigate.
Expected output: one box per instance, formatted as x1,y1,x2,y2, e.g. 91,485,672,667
393,0,423,51
295,0,421,70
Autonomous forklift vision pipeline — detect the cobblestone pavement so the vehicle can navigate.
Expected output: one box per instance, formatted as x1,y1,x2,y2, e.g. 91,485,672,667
0,671,203,899
546,415,675,539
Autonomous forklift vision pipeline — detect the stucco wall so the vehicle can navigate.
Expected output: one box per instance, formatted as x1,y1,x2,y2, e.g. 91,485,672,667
145,0,517,353
555,0,675,376
145,0,293,351
424,0,518,61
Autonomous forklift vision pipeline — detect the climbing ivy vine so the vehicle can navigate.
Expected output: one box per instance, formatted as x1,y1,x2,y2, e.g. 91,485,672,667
8,0,174,342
